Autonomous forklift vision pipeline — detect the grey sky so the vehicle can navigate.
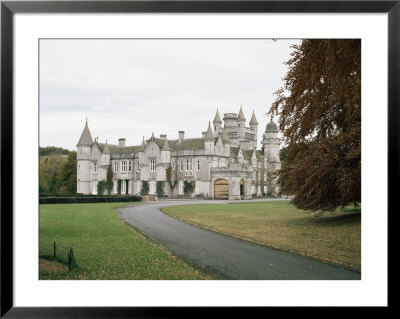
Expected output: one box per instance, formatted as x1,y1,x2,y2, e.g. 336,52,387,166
39,39,298,151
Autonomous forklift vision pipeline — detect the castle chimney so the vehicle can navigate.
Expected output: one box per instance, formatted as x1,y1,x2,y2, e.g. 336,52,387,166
202,131,207,138
178,131,185,143
118,138,126,147
160,134,167,140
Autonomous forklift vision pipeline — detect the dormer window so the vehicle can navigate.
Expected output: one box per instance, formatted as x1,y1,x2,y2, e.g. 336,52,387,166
93,161,97,173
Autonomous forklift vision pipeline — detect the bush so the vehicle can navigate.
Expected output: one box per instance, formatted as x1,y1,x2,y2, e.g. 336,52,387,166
39,195,142,204
156,181,165,196
97,181,106,195
141,181,149,195
183,181,195,196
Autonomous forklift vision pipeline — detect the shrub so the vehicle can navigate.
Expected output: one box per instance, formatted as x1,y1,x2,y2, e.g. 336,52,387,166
39,195,142,204
141,181,149,195
183,181,195,196
97,181,106,195
117,179,122,194
156,181,165,196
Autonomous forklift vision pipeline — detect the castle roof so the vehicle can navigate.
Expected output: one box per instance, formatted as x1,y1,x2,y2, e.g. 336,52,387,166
266,119,278,132
97,143,141,155
171,138,205,151
77,122,93,146
237,106,246,122
205,121,214,140
249,110,258,126
213,109,222,124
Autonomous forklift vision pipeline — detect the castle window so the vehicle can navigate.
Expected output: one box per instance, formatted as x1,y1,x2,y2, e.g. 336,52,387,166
114,161,119,172
197,160,200,171
93,162,97,173
178,181,184,195
121,161,127,172
186,158,193,171
128,161,132,172
121,180,126,194
172,163,175,170
150,159,157,171
179,161,183,171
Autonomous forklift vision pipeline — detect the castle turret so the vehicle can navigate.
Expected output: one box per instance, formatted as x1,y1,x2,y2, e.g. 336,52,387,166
160,136,171,164
237,106,246,140
204,121,215,154
213,108,223,137
249,110,259,148
76,120,94,194
262,118,282,195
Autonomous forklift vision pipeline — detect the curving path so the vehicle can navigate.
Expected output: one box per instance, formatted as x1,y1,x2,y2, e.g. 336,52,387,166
115,200,361,280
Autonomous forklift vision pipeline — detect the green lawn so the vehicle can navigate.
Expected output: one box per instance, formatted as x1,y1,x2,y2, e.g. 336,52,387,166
39,202,210,279
162,201,361,271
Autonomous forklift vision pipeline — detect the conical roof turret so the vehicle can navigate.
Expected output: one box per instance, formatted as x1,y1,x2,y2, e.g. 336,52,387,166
205,121,214,140
237,106,246,122
213,108,222,124
140,136,146,150
77,120,93,146
249,110,258,126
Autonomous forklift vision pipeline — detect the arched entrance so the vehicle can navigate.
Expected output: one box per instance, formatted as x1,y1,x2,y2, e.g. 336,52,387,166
214,179,229,199
240,179,245,199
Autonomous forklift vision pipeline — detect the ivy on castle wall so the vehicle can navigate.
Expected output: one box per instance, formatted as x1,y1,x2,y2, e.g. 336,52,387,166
141,181,149,195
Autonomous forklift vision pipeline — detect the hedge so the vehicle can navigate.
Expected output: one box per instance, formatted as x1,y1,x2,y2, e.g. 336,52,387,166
39,195,142,204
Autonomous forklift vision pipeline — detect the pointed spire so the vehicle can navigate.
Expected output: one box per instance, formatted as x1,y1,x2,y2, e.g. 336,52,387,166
77,120,93,146
162,137,170,151
237,105,246,122
141,136,146,150
221,128,230,144
249,110,258,126
205,121,214,140
213,108,222,124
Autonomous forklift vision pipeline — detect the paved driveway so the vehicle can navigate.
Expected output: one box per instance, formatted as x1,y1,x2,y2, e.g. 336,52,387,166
115,200,361,280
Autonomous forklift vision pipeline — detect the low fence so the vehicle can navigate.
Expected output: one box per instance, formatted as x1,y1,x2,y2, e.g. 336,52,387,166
39,241,78,272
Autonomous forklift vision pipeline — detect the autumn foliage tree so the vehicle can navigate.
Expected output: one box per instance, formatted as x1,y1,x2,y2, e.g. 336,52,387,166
269,39,361,211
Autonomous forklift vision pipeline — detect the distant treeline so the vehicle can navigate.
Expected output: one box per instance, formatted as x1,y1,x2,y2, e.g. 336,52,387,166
39,146,71,157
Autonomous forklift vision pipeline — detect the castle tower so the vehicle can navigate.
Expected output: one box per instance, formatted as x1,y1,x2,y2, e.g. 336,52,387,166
213,108,223,137
249,110,259,149
76,120,94,194
262,118,282,195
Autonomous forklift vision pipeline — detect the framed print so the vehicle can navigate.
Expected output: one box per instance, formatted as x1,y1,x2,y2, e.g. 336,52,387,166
1,0,396,317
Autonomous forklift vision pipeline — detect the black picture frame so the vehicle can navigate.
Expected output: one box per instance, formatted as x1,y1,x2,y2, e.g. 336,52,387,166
1,0,395,317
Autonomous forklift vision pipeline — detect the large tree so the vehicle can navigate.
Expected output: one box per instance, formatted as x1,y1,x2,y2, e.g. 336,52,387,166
269,39,361,211
57,151,77,194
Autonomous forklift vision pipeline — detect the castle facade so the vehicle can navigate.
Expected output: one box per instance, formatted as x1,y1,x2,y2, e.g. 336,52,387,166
76,107,282,199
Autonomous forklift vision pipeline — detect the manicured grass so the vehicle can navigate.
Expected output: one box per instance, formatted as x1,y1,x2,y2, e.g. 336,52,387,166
162,201,361,271
39,202,210,279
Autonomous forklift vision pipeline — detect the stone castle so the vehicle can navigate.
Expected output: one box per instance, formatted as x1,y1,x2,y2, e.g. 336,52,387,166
76,107,282,199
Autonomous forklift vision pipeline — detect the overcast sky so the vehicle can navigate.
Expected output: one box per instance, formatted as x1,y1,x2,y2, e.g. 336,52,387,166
39,39,299,151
